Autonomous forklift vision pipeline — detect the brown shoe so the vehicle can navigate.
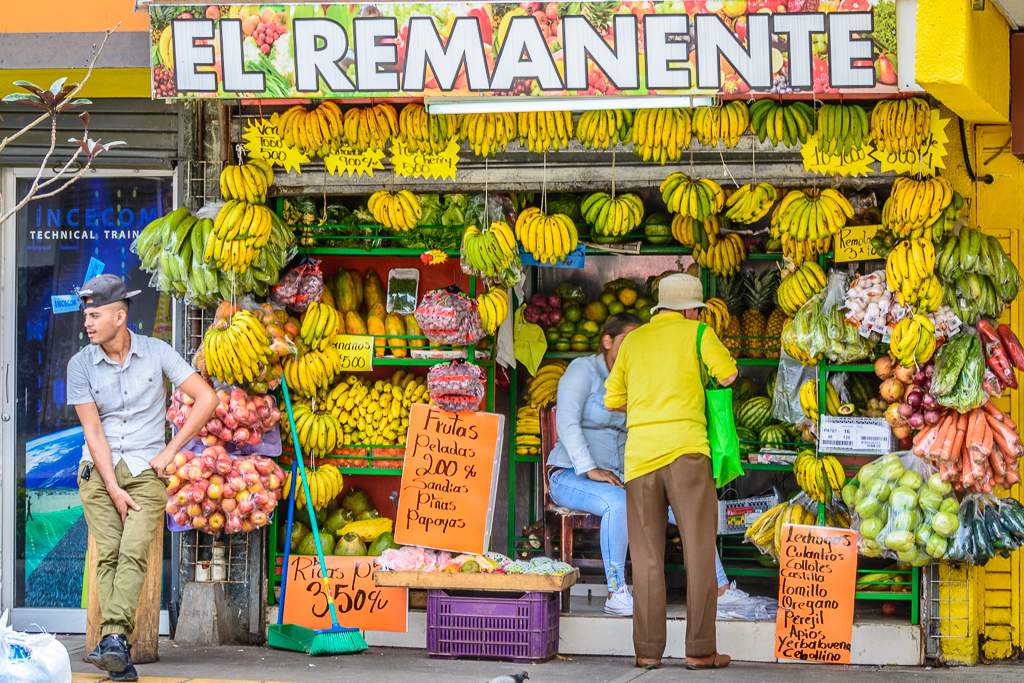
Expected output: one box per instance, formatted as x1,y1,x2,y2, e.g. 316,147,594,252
685,653,731,670
633,656,662,670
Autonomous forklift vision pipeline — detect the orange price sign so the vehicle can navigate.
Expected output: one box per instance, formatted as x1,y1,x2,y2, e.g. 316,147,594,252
282,555,407,633
775,524,858,664
394,404,505,555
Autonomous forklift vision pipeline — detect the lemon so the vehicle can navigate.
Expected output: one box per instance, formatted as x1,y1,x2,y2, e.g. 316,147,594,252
771,48,785,75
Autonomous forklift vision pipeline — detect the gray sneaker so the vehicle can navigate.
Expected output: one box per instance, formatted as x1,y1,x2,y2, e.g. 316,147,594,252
84,634,129,673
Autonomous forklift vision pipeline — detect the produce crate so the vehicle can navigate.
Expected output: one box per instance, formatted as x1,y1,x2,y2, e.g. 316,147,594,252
717,492,781,535
426,589,559,663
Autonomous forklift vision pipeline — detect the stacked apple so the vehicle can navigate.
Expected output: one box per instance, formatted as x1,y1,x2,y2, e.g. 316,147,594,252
164,449,286,535
167,387,282,449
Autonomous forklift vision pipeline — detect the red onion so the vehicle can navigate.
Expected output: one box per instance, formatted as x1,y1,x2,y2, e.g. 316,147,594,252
906,389,923,409
907,412,925,430
548,294,562,309
923,409,942,426
922,378,932,392
921,392,938,410
531,293,547,307
898,403,915,418
539,312,552,327
924,364,935,378
913,370,927,384
549,308,563,325
524,305,542,323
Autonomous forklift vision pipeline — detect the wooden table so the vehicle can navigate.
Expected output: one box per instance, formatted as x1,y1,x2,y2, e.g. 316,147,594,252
373,568,578,593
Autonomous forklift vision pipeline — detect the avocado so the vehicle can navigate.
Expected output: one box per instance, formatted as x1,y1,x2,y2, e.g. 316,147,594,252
367,531,399,557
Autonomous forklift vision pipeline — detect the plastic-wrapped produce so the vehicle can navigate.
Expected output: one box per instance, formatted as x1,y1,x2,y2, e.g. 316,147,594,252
782,271,879,365
413,286,485,346
427,361,486,413
270,263,324,312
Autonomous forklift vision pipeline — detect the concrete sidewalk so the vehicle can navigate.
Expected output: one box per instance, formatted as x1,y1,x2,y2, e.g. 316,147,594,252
62,638,1023,683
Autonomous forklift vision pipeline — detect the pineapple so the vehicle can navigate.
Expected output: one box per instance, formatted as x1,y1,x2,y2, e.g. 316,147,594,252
741,269,779,359
716,275,745,358
765,308,787,360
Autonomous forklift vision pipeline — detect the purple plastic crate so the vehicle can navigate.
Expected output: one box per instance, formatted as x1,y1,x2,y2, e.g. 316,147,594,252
426,589,560,663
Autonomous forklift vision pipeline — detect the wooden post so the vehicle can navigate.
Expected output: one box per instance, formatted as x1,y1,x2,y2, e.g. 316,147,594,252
85,528,163,665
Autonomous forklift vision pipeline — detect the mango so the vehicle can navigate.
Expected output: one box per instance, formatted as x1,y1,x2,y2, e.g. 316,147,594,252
385,312,408,358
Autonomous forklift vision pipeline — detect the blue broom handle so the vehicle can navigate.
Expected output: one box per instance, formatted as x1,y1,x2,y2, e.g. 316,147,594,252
277,456,299,626
280,377,344,631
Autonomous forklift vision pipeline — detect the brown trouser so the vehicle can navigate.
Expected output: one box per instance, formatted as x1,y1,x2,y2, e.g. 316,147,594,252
626,452,718,659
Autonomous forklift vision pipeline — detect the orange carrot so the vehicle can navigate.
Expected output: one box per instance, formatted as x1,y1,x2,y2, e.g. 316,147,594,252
964,410,982,454
913,422,939,457
930,413,956,458
986,413,1021,453
1006,469,1021,485
961,444,976,486
981,400,1004,421
949,419,967,464
989,448,1007,477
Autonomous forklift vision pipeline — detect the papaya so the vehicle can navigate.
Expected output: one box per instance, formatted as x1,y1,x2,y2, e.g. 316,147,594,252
297,530,335,556
340,517,393,543
367,302,386,320
385,312,408,358
341,489,372,516
367,315,387,357
345,311,368,336
336,312,347,335
334,270,358,313
348,268,364,310
404,314,426,349
333,532,367,556
367,531,399,556
364,268,385,312
319,283,336,309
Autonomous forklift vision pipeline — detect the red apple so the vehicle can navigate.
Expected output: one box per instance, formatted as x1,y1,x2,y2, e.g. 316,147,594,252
165,500,180,515
251,510,269,527
221,497,237,513
241,520,257,533
208,482,223,500
209,511,225,530
255,457,274,475
191,515,208,529
186,502,202,517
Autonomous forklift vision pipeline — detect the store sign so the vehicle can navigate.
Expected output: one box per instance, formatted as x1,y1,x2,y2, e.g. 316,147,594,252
282,555,407,632
334,334,374,371
833,224,880,263
775,524,857,664
149,3,899,100
395,404,504,554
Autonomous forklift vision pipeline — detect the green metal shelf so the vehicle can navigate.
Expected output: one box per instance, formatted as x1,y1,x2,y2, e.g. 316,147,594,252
746,252,786,261
543,351,591,360
301,247,462,257
335,467,403,475
822,363,880,372
735,358,781,367
741,462,795,472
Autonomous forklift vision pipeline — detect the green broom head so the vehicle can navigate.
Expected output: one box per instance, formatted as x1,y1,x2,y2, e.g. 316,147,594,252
309,625,368,656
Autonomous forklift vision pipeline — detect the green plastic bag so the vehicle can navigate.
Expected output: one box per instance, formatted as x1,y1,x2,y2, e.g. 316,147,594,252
698,323,744,488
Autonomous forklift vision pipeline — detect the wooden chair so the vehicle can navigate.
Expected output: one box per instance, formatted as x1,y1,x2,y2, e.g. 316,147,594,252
540,404,604,613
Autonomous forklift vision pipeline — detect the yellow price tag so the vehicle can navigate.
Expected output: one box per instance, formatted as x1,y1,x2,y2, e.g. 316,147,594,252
834,224,881,263
242,114,309,174
800,133,875,177
334,335,374,371
322,146,386,178
390,138,460,180
870,111,949,177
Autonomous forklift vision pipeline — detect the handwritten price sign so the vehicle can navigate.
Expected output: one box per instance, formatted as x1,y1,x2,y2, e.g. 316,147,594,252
241,114,309,174
323,146,386,178
871,112,949,177
834,224,881,263
391,138,460,180
800,133,875,177
282,555,407,632
334,334,373,371
775,525,857,664
395,404,504,554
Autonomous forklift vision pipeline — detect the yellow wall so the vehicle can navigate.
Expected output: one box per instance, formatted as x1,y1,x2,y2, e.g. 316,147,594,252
916,0,1010,124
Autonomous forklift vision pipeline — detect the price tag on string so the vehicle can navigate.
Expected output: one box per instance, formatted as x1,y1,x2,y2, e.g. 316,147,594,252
334,335,374,371
282,555,407,632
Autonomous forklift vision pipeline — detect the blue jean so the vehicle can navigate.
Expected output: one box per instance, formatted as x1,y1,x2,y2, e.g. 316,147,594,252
549,469,728,592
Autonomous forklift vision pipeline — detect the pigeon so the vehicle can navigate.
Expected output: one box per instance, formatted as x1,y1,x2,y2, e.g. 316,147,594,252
487,672,529,683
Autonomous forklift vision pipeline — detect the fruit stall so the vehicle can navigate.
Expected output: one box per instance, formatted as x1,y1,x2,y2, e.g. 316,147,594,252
143,0,1024,662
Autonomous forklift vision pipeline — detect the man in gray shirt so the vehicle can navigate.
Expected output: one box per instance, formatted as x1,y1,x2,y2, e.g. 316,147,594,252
67,274,217,682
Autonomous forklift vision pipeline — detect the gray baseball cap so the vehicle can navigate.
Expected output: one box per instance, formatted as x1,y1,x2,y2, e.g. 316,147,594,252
78,274,141,308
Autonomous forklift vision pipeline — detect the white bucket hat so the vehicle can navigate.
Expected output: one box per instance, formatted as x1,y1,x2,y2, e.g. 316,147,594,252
650,273,706,312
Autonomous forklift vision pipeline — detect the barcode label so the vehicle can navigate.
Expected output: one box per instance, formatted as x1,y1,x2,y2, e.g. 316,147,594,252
822,440,854,447
861,436,889,443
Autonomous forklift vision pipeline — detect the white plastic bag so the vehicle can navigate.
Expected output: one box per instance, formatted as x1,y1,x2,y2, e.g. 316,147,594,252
0,611,71,683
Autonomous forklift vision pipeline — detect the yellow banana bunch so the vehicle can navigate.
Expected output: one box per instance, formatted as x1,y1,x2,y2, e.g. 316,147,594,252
299,301,341,352
770,188,853,243
463,222,519,280
670,214,721,250
885,238,942,312
575,109,633,150
880,176,954,239
890,314,936,367
518,111,574,153
282,463,343,511
745,494,831,560
777,261,827,316
287,402,342,460
698,298,730,338
871,97,931,155
318,371,429,448
206,200,275,273
219,159,274,203
780,320,818,365
724,182,777,224
779,231,832,266
581,192,644,237
203,310,273,385
283,347,341,398
341,103,399,153
795,451,846,504
692,102,749,148
396,103,459,153
660,173,725,221
277,101,345,156
368,190,422,232
459,112,518,157
526,360,568,408
516,405,541,456
477,288,509,336
694,232,745,277
514,209,578,265
631,108,691,164
799,380,840,423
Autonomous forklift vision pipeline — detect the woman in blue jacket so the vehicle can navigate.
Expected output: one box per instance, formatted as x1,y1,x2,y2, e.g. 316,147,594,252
547,313,735,616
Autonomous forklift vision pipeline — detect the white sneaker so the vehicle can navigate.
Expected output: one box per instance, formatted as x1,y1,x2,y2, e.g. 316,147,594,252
605,587,634,616
717,581,749,606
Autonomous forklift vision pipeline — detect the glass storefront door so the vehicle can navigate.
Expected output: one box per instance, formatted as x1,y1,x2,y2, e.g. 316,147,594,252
3,172,175,629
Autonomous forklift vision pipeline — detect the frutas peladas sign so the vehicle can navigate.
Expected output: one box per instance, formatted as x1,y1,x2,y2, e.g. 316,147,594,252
150,2,898,100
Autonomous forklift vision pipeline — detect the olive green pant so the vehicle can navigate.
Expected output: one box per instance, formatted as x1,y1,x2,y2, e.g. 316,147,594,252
79,460,165,639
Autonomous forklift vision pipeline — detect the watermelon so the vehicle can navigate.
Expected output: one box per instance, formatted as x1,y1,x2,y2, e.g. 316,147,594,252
644,213,672,245
739,396,773,432
759,425,788,450
766,369,777,400
847,372,874,409
737,426,759,451
732,377,759,404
